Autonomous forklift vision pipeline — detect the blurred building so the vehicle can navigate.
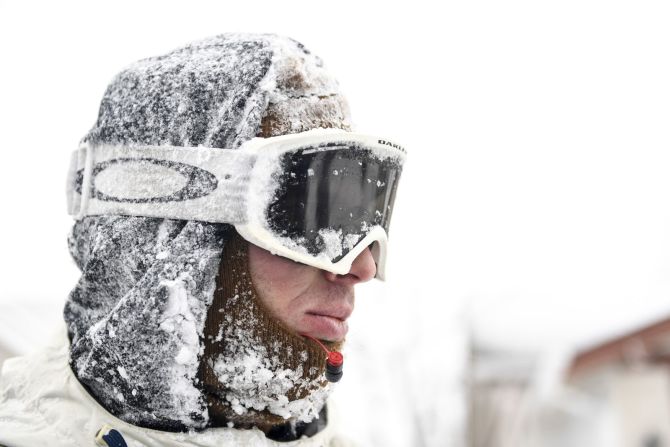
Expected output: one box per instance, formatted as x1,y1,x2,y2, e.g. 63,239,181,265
467,345,539,447
468,316,670,447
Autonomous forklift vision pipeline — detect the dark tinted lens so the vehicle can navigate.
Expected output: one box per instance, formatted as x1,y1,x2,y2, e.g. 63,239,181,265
267,143,403,262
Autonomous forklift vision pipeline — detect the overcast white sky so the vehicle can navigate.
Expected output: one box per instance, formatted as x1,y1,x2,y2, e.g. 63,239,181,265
1,0,670,366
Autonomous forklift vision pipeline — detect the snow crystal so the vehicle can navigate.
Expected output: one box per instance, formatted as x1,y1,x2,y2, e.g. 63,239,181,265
155,220,172,248
343,234,361,251
317,228,344,260
175,346,194,365
117,366,129,380
159,274,196,334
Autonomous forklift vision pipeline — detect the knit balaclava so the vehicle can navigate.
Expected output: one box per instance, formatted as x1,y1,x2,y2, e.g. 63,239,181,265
199,232,343,434
64,33,352,434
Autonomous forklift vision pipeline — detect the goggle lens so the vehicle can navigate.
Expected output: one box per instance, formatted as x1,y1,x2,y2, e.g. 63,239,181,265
267,143,403,262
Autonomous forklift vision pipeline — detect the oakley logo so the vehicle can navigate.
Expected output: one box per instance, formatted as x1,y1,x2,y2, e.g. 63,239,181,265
377,139,406,153
75,157,218,203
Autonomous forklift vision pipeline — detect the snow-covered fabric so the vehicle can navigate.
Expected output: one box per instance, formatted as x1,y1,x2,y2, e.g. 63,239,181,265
200,233,337,431
61,32,352,434
0,324,356,447
66,216,226,430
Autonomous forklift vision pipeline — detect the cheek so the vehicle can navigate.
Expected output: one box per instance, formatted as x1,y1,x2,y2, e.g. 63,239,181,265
247,243,318,320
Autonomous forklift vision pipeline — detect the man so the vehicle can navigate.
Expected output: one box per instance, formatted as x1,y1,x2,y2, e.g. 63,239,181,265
0,33,404,446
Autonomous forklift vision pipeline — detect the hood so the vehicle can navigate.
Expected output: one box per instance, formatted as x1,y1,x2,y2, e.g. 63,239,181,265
64,33,351,431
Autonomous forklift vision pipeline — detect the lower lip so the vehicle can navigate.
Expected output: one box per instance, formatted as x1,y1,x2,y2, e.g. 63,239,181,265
302,313,348,341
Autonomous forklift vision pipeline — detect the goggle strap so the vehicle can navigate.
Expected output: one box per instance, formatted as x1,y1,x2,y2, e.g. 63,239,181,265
67,142,255,224
66,129,405,227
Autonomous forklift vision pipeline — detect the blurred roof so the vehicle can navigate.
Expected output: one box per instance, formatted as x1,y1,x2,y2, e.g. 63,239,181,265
568,314,670,379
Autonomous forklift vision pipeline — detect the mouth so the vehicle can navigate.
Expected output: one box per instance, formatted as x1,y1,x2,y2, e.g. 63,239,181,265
302,309,351,342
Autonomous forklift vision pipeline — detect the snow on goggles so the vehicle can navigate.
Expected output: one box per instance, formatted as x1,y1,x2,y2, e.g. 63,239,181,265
66,128,406,279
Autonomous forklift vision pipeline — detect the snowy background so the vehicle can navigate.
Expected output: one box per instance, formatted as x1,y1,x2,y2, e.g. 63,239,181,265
2,1,670,446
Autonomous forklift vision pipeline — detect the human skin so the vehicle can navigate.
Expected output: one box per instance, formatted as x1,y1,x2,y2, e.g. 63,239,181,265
247,244,377,342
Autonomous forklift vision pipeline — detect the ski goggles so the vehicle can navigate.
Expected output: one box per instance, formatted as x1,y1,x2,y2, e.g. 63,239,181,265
66,128,406,279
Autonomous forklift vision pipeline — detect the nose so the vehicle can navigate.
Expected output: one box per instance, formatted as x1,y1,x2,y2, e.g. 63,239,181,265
323,246,377,285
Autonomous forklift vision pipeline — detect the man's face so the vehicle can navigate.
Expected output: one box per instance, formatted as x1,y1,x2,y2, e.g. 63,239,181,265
248,243,377,342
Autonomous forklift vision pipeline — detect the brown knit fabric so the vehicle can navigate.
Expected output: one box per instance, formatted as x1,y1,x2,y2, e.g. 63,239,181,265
257,52,352,138
259,94,352,138
199,233,340,431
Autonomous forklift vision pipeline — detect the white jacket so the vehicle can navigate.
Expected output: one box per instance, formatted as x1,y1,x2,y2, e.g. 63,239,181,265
0,326,354,447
